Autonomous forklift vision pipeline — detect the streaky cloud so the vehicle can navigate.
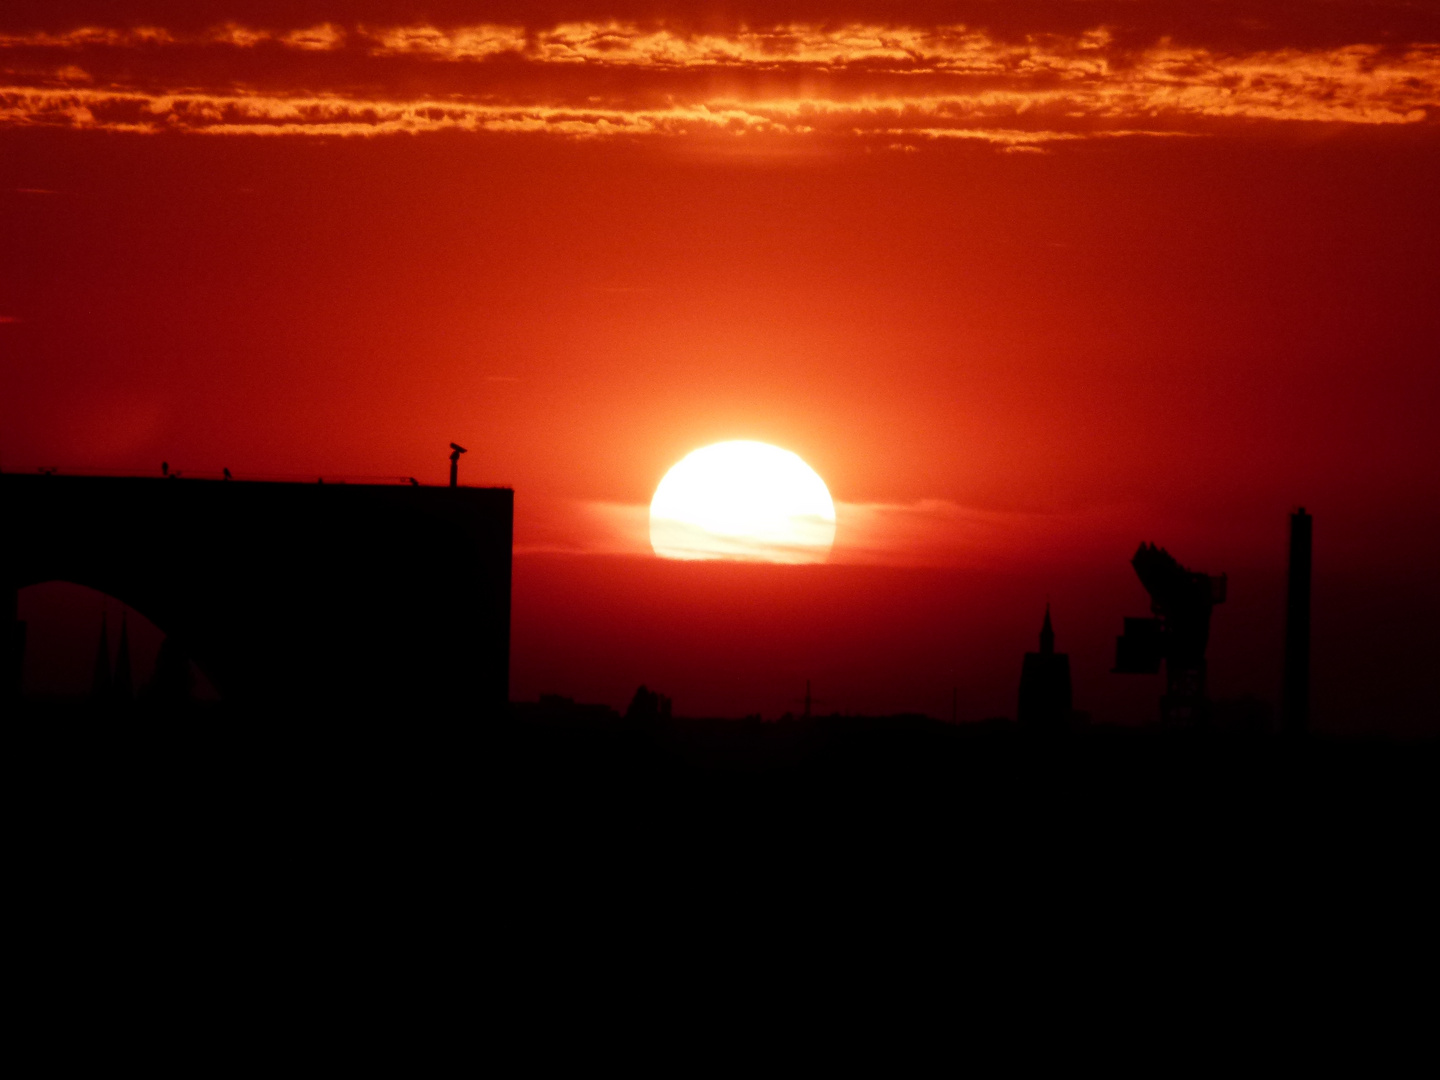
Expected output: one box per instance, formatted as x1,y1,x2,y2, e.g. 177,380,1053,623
518,498,1210,569
0,22,1434,142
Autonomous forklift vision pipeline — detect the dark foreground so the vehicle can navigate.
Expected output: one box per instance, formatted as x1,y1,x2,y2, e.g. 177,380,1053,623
16,707,1437,870
11,708,1438,1039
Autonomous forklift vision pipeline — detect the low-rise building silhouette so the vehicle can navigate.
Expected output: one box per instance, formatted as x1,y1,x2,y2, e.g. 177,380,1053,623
113,612,133,703
626,684,672,724
91,611,111,701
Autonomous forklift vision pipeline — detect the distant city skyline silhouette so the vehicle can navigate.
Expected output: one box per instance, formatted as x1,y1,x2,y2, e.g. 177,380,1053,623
5,465,1334,739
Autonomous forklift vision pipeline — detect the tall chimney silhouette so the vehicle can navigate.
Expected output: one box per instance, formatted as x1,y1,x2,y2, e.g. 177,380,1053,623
1283,508,1312,734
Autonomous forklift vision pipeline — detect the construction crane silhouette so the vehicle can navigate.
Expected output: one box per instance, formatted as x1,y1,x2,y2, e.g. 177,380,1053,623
1114,543,1226,724
449,443,467,488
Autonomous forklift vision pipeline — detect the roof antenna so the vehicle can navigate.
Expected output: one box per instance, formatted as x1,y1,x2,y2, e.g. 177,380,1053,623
449,442,468,488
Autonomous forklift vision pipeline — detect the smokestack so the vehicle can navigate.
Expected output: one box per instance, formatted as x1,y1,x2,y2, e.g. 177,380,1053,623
1283,507,1312,735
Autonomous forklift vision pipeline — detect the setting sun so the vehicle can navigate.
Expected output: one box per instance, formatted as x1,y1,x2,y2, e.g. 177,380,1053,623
649,441,837,563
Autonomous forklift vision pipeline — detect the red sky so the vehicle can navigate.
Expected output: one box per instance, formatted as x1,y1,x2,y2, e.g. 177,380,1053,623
4,3,1438,729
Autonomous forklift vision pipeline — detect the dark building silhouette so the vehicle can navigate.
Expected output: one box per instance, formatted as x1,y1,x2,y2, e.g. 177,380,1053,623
10,619,23,705
626,685,672,724
1018,605,1072,727
144,634,193,710
1114,543,1226,724
2,474,512,718
1283,508,1312,735
113,612,133,704
91,611,112,701
516,694,621,725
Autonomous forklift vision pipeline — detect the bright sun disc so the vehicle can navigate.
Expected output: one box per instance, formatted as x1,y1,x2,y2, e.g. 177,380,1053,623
650,441,837,563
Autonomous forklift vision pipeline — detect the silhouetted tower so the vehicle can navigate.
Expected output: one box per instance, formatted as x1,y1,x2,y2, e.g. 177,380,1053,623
791,680,825,718
1114,544,1227,724
449,443,467,488
1283,508,1312,735
91,612,111,700
1018,605,1072,727
113,612,133,704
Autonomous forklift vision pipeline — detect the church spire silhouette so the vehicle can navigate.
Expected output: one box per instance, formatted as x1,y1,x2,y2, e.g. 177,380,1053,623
1018,604,1072,727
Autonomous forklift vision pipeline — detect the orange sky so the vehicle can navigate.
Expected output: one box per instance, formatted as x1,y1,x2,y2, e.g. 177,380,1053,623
4,3,1438,728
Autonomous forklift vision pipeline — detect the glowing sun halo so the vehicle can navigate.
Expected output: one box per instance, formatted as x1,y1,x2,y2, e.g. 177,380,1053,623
649,441,837,563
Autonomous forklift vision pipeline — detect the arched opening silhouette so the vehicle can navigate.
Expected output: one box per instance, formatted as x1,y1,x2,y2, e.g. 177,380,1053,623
18,581,219,708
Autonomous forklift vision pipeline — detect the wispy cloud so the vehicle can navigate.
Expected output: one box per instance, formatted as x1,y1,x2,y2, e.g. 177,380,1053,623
0,26,177,48
281,24,346,52
0,22,1434,142
366,24,527,61
830,500,1120,568
516,499,652,557
0,85,807,138
516,496,1168,568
